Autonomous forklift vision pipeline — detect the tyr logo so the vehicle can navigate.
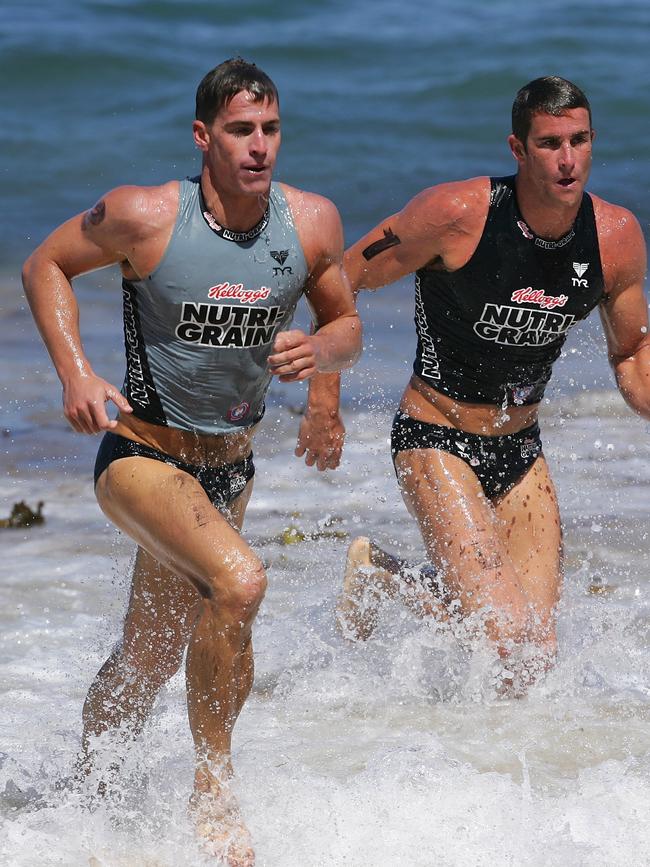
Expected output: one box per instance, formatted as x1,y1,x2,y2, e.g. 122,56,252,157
572,262,589,287
271,250,292,275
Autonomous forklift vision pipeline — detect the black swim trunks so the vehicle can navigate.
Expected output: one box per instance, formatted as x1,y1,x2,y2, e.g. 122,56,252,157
391,412,542,499
94,432,255,509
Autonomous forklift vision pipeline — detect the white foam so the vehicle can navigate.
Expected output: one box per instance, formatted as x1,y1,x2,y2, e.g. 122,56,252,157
1,406,649,865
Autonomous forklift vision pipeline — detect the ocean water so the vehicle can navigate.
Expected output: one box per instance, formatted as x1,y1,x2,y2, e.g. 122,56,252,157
2,1,650,865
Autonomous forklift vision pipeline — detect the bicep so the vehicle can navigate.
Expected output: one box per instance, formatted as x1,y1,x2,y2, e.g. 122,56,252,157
35,213,124,280
24,185,148,284
302,201,357,326
305,258,357,327
344,197,442,292
600,281,649,363
599,215,648,362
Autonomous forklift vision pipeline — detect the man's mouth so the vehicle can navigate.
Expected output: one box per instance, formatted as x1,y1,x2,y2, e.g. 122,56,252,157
557,177,575,187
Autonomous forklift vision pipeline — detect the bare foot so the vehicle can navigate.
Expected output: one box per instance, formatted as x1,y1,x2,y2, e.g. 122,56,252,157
190,766,255,866
336,536,390,640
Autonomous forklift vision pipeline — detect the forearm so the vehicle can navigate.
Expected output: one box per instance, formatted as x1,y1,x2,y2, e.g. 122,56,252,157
306,371,341,416
22,255,94,385
613,344,650,418
296,371,345,471
312,313,362,372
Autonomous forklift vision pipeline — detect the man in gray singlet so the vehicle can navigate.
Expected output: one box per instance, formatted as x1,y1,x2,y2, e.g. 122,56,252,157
22,58,360,865
331,76,648,693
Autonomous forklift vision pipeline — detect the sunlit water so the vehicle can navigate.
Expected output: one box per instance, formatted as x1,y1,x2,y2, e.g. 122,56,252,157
3,0,650,863
2,343,649,864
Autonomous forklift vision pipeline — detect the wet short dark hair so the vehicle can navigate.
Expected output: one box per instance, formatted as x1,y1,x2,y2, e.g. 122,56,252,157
512,76,591,144
195,57,279,125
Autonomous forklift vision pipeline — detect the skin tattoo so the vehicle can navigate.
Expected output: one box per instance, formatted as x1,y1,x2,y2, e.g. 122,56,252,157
83,199,106,228
362,227,401,260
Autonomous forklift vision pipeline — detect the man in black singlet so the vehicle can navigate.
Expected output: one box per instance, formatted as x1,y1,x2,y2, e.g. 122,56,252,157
331,76,648,690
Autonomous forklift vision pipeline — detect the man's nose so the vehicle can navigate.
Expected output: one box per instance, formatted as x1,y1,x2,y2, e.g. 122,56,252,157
558,142,575,169
249,128,267,155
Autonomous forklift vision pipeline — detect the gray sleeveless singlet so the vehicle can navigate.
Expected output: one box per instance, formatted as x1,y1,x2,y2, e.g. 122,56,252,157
121,177,309,434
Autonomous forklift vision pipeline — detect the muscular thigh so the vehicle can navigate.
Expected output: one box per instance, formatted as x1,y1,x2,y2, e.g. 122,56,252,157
494,455,562,620
95,457,257,598
394,448,524,611
122,546,201,660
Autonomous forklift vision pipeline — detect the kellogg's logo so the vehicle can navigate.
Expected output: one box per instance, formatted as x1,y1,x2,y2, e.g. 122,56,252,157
511,288,568,309
208,282,271,304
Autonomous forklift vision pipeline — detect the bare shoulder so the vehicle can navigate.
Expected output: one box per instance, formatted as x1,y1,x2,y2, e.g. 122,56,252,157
280,183,341,228
591,193,647,291
403,176,490,228
591,192,644,243
408,176,490,213
279,183,343,268
85,180,180,239
391,176,490,271
76,180,180,278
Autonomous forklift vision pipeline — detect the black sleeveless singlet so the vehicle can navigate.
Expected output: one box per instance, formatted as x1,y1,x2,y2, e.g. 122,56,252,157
412,175,606,406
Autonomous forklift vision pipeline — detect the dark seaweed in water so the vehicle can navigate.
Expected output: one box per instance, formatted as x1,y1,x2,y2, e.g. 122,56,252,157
0,501,45,529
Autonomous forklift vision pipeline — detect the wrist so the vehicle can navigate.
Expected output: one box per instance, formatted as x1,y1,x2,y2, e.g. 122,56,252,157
305,404,341,421
60,359,94,387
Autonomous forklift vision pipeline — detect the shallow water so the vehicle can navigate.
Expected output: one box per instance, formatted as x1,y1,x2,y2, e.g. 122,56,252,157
3,0,650,864
2,391,650,866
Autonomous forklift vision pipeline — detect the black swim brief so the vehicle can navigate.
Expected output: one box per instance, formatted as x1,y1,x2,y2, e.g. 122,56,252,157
391,412,542,499
94,432,255,509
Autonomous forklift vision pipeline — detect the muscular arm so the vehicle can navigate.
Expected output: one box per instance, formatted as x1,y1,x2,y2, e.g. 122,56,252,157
344,178,488,293
21,184,174,433
295,216,358,468
289,179,488,469
267,189,361,469
596,201,650,417
268,192,361,380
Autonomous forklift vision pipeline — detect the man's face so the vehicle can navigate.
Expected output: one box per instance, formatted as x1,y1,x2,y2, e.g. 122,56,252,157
194,90,281,197
509,108,594,208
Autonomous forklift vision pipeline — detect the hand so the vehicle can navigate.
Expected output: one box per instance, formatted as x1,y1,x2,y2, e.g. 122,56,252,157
268,329,320,382
62,373,132,434
295,408,345,471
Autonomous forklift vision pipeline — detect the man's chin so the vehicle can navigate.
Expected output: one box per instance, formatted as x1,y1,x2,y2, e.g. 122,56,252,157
239,178,272,197
551,183,583,207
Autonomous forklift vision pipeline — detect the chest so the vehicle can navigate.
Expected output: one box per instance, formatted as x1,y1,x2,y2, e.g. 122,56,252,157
141,211,308,328
447,225,604,326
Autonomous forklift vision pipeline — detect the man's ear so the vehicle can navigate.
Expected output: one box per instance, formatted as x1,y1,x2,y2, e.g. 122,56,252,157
507,133,526,164
192,120,210,152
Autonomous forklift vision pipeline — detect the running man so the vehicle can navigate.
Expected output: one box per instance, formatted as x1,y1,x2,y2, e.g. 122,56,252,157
22,58,360,865
335,76,648,690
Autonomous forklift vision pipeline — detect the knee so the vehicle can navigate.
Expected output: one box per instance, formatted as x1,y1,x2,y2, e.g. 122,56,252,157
207,555,267,623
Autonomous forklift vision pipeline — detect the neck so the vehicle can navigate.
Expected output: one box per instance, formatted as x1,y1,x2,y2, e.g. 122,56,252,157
200,169,271,233
514,176,580,241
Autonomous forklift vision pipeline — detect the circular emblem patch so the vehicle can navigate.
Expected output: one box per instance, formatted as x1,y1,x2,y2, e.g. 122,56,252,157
228,401,250,422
